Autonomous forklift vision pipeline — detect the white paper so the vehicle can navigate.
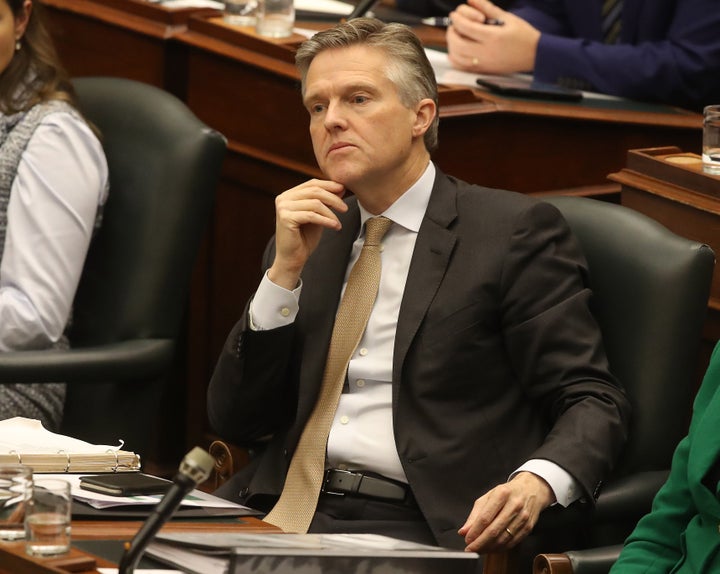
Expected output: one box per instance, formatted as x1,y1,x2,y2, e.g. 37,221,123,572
149,0,223,7
0,417,125,453
295,0,353,15
425,47,621,100
44,473,251,511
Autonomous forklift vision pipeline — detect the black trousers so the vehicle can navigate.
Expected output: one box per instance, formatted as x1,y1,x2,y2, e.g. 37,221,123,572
309,492,437,545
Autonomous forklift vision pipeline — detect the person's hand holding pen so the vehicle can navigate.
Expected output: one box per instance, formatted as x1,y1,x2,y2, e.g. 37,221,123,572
446,0,540,75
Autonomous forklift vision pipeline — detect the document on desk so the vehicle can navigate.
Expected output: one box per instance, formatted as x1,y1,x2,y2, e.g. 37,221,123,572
295,0,354,15
47,474,260,518
146,532,479,574
425,47,620,100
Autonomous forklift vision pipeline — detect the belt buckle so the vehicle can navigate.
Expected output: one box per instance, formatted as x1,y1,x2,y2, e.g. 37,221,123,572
323,469,361,496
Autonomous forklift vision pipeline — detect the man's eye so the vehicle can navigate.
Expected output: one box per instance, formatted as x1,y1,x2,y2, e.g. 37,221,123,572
311,104,325,113
353,95,368,104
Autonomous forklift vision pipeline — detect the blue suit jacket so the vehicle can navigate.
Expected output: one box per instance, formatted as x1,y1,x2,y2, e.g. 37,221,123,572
513,0,720,110
611,340,720,573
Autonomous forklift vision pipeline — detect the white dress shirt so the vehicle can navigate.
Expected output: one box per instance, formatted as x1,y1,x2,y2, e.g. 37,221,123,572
250,162,580,506
0,110,109,352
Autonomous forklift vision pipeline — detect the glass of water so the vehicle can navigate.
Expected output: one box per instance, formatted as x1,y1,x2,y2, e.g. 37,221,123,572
256,0,295,38
0,464,32,541
25,478,71,556
703,104,720,175
223,0,258,26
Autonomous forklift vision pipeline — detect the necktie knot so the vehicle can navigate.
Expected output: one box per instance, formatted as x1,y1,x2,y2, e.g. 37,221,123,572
364,216,393,247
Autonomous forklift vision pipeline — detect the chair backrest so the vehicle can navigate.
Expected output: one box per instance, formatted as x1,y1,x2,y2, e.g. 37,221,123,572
60,77,226,449
544,196,714,476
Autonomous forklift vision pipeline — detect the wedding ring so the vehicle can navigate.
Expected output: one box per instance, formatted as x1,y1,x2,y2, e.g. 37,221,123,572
505,527,514,537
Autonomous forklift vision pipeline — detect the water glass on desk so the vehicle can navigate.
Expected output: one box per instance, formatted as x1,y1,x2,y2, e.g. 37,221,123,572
0,464,32,540
223,0,258,26
256,0,294,38
25,478,71,556
703,104,720,175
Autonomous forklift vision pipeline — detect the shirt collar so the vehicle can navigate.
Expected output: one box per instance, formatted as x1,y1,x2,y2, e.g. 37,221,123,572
357,162,435,234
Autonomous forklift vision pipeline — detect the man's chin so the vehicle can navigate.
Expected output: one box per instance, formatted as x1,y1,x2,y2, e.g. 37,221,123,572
321,167,360,190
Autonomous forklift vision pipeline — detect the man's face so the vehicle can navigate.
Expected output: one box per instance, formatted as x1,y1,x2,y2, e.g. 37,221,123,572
303,45,424,195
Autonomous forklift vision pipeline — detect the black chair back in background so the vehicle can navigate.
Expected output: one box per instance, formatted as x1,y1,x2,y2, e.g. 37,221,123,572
0,77,226,458
533,196,715,574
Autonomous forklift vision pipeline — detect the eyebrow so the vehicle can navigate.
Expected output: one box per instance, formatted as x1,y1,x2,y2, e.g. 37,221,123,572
304,81,380,106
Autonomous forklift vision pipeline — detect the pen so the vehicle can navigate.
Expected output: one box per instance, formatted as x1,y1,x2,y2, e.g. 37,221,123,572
421,16,504,27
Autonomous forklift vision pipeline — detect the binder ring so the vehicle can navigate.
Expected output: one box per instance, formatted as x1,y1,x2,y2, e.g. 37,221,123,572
8,450,22,464
57,450,70,472
106,449,120,472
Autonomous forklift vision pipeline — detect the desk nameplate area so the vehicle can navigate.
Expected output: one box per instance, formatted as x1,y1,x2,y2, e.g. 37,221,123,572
611,146,720,199
0,542,99,574
0,517,280,574
42,0,220,34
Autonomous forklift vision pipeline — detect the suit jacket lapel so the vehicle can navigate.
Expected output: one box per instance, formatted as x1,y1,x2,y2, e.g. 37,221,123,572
393,173,458,391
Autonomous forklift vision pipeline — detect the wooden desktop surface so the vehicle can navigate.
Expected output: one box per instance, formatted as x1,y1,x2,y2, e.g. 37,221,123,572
0,516,279,574
40,0,705,462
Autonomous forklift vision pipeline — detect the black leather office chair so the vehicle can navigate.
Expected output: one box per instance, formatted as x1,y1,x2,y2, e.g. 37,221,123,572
0,77,226,456
531,197,715,574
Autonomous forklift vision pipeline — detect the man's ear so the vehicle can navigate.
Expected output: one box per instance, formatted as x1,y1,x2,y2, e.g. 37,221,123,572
412,98,437,138
14,0,33,42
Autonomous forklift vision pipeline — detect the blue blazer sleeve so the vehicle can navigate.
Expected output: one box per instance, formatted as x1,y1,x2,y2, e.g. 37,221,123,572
512,0,720,110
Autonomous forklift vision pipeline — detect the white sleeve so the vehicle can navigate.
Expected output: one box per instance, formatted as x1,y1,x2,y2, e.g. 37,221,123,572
248,271,302,331
511,459,583,507
0,111,109,351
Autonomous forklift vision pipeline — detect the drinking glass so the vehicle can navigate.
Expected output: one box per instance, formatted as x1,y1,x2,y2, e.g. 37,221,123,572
0,464,32,541
25,478,71,556
703,104,720,175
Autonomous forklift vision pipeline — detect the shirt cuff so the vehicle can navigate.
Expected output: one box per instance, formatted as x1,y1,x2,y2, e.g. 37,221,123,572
510,459,581,507
248,271,301,331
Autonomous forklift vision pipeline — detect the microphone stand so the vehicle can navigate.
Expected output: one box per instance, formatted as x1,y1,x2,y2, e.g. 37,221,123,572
117,447,215,574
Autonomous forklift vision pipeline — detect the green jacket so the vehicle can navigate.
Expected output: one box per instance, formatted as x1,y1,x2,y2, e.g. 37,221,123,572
611,341,720,573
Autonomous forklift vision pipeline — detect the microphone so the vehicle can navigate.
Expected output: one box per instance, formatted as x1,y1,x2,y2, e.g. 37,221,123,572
347,0,377,19
117,447,215,574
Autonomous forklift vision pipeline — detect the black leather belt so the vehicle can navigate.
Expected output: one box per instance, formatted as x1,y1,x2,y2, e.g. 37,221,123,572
321,469,415,506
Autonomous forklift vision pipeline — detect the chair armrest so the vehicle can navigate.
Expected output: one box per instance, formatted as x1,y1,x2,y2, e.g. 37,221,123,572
0,339,174,383
534,545,624,574
594,471,669,521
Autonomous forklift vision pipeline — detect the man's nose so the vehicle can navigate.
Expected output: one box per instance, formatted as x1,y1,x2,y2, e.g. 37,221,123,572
323,101,347,129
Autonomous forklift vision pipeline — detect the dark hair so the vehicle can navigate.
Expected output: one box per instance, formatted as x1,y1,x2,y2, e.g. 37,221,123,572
0,0,76,114
295,17,439,152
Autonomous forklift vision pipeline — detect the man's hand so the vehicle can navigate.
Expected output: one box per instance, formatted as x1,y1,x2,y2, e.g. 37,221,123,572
268,179,347,290
447,0,540,75
458,472,555,553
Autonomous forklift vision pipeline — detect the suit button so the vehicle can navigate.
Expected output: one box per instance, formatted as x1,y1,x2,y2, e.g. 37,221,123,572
240,487,249,498
283,449,289,457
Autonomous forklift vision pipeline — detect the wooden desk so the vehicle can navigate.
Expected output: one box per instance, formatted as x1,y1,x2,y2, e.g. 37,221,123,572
0,516,277,574
613,146,720,386
41,0,705,458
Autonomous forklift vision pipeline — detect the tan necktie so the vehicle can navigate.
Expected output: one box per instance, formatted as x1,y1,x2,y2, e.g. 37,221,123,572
264,216,393,533
601,0,622,44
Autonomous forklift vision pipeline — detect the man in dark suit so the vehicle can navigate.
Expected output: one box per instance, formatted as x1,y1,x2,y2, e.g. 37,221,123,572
446,0,720,111
208,17,630,559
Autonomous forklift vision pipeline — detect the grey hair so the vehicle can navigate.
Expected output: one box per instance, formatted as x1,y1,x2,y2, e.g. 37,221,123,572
295,17,439,152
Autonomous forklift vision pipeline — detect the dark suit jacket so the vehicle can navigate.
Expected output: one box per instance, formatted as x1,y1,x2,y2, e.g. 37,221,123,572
208,171,631,549
513,0,720,110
